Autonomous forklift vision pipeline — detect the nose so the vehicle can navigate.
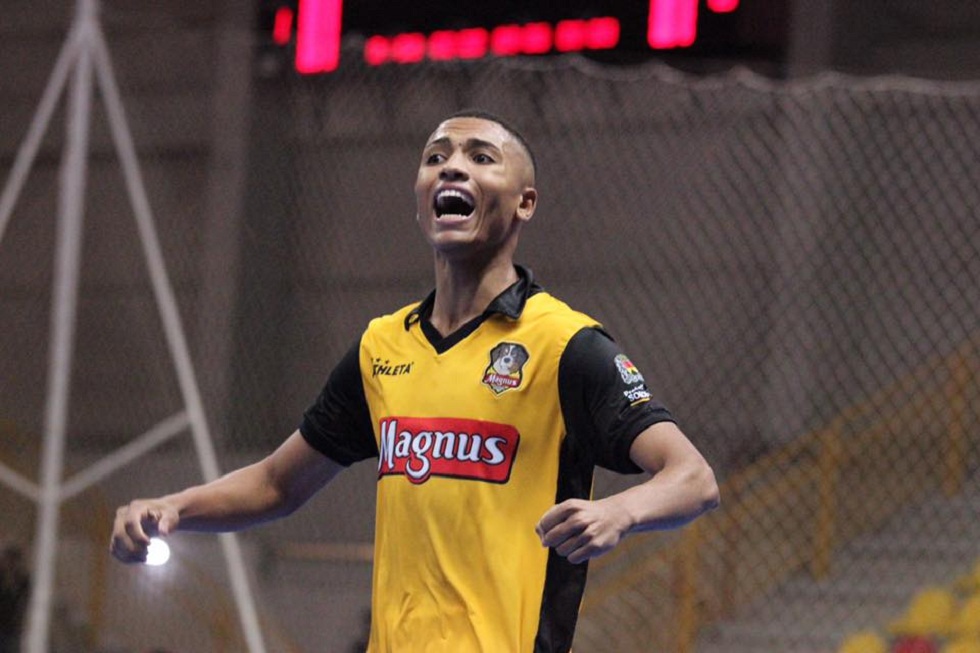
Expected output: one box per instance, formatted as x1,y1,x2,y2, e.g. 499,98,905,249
438,152,469,182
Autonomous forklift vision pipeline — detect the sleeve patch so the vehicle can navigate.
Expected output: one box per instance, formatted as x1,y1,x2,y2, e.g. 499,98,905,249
614,354,645,385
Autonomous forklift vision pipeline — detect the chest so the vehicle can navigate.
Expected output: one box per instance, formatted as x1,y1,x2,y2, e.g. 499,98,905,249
362,322,563,417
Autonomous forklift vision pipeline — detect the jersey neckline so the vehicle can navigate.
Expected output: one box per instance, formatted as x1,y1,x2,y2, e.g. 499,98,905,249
404,265,543,354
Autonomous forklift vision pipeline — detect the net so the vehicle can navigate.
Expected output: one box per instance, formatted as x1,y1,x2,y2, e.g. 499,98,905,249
1,12,979,653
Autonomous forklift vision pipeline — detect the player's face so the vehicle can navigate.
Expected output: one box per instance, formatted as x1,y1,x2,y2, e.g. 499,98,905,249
415,117,536,259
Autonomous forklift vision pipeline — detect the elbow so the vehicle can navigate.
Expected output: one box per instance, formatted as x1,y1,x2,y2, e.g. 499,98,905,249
258,460,304,520
703,472,721,514
275,492,302,519
693,460,721,515
274,479,311,519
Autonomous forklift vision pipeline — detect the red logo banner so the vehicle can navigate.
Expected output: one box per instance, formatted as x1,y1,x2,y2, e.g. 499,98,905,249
377,416,520,484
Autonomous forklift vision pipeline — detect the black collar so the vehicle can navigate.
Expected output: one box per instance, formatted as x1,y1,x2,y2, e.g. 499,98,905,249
404,265,542,351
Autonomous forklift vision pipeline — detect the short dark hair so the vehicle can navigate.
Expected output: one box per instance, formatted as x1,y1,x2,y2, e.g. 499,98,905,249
443,109,537,177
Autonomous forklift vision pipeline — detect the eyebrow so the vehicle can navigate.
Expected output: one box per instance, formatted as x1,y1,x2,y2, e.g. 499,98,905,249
425,136,503,154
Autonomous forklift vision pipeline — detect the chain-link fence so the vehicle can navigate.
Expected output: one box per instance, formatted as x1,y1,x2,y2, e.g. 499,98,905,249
1,13,978,652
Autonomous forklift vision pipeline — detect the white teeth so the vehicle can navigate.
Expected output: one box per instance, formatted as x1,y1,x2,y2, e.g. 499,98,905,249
436,189,468,201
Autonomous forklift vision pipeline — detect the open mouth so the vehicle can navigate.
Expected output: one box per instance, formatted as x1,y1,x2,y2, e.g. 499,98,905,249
434,188,475,219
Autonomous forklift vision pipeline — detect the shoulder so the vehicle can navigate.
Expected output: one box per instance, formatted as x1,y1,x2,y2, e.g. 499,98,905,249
363,301,423,335
523,291,600,332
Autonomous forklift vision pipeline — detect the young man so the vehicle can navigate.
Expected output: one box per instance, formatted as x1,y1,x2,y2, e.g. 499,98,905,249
110,111,720,652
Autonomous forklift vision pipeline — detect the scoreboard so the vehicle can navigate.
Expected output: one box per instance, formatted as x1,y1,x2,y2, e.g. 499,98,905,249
258,0,789,74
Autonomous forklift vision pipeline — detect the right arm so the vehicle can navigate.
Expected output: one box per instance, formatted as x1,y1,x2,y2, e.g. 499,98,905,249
110,431,343,563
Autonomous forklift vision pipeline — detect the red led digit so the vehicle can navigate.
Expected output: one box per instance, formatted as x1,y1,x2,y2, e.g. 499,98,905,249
428,30,458,61
364,35,391,65
521,22,553,54
708,0,740,13
586,17,620,50
273,7,294,46
392,33,427,63
491,24,523,56
648,0,698,49
555,20,587,52
457,28,489,59
295,0,343,73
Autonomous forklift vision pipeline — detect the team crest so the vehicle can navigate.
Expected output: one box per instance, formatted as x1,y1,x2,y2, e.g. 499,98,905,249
482,342,530,395
614,354,645,385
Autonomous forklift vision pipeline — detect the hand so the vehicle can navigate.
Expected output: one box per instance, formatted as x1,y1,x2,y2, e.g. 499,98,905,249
109,499,179,564
535,498,632,564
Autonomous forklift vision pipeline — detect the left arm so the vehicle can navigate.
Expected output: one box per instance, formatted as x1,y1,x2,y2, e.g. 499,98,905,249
536,421,719,564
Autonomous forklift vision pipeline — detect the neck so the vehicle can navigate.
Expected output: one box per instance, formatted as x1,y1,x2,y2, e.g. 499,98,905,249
429,252,518,336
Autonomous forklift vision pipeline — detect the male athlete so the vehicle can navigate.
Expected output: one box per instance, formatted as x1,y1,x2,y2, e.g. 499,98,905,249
110,110,720,652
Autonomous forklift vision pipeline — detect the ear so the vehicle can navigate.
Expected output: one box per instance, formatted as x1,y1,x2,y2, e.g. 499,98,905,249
516,187,537,223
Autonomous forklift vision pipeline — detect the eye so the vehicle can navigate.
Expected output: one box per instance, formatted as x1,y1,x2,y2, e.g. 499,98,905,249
425,152,446,165
472,153,495,164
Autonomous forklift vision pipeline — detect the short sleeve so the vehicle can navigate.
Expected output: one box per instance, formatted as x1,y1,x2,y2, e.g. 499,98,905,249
558,327,675,474
300,340,378,465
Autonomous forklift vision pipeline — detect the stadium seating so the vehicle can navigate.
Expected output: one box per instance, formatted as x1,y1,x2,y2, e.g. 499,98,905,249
891,587,958,638
956,559,980,594
838,629,888,653
951,594,980,639
839,574,980,653
891,635,940,653
942,638,980,653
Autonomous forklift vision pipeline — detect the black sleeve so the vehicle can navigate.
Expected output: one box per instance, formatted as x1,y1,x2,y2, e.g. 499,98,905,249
558,327,675,474
299,340,378,465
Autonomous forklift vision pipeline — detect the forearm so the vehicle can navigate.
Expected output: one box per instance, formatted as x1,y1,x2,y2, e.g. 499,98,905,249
164,460,292,533
538,372,719,562
111,433,341,563
604,458,720,533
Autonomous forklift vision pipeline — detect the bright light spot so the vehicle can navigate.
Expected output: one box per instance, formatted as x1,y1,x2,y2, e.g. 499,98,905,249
145,538,171,566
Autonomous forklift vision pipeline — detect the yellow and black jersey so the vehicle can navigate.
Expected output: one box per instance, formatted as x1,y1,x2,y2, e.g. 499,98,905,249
301,266,674,653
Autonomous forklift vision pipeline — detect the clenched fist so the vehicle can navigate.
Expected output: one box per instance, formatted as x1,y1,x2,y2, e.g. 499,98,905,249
109,499,179,564
535,498,631,565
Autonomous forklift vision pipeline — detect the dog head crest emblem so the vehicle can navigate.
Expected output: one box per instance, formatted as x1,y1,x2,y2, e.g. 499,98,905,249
482,342,530,395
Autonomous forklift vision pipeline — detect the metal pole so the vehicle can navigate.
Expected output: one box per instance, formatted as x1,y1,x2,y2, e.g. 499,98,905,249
59,412,191,501
23,1,96,651
0,14,82,248
0,461,39,503
89,19,268,653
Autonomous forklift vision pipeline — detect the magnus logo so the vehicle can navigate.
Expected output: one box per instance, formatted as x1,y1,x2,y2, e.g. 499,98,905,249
482,342,530,395
378,417,520,485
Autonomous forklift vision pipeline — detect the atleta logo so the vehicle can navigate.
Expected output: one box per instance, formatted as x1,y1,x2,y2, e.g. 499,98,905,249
372,358,414,378
378,417,520,484
482,342,530,395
